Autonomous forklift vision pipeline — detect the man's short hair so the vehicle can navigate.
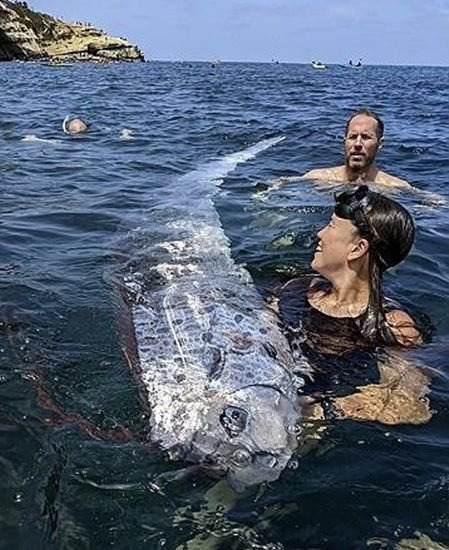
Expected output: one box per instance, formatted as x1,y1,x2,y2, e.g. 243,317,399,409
345,108,384,139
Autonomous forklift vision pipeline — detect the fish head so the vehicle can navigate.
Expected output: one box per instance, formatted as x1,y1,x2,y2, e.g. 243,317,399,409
199,385,302,491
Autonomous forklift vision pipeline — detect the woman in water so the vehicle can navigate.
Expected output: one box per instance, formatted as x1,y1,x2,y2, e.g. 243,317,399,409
273,185,431,424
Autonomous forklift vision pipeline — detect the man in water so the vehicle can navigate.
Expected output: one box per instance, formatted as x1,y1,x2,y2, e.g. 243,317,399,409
62,116,89,134
279,109,410,188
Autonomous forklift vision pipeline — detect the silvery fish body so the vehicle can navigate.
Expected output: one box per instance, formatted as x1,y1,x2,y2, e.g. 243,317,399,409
124,138,310,489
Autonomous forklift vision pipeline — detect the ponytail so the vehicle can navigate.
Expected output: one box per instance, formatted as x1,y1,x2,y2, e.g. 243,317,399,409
358,255,397,346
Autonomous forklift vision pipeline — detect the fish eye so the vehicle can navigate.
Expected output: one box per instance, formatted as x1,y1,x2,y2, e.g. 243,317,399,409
220,405,249,437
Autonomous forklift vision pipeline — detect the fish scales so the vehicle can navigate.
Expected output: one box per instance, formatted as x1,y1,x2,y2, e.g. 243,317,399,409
123,137,311,489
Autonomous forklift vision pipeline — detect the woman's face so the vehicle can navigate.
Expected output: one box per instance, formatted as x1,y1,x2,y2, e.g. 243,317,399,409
312,214,361,277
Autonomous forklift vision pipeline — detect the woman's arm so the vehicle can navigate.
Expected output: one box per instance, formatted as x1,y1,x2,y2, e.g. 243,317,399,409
386,309,422,347
329,351,432,425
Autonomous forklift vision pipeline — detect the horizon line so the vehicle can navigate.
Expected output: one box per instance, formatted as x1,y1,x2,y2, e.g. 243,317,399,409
149,59,449,68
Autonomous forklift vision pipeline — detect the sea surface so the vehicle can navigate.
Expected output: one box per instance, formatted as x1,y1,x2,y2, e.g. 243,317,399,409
0,61,448,550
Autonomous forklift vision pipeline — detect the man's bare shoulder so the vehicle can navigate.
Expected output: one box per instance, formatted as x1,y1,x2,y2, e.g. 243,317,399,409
267,167,344,189
373,170,411,188
301,166,345,182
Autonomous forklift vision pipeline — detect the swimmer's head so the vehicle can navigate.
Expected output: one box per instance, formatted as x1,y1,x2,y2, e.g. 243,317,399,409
343,109,384,173
332,185,416,345
334,185,415,272
63,116,89,134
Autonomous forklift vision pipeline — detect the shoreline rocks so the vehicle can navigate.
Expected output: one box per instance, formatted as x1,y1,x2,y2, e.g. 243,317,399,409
0,1,144,63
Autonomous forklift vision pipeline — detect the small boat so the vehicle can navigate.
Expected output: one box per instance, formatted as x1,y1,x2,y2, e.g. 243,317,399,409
42,61,75,67
349,58,362,68
311,60,327,69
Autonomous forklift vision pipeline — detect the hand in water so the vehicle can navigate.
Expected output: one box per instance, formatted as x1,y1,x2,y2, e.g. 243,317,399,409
252,176,302,201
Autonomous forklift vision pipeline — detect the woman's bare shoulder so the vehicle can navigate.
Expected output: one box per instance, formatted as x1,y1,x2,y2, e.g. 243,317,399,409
386,309,422,347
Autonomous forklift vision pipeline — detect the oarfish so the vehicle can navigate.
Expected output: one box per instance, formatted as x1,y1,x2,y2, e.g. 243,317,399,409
119,137,311,490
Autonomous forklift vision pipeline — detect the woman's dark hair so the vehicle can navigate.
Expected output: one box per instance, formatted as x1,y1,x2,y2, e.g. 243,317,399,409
334,185,415,345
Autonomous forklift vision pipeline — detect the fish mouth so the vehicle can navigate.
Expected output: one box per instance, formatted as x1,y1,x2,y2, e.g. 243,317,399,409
183,447,288,493
185,436,291,492
227,451,289,492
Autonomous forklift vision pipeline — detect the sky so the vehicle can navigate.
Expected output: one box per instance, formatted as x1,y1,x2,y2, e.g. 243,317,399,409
29,0,449,66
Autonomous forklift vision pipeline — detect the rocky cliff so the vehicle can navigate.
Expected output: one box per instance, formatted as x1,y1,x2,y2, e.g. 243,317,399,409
0,1,144,62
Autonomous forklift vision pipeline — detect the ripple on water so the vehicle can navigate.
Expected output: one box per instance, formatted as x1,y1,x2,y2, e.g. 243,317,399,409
0,62,448,550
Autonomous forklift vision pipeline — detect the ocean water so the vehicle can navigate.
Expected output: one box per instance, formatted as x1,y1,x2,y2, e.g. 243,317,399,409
0,61,448,549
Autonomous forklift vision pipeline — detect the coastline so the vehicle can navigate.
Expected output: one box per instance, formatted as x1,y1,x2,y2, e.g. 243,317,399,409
0,0,144,63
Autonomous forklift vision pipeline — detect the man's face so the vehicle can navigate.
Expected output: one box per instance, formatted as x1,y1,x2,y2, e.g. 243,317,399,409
344,114,382,172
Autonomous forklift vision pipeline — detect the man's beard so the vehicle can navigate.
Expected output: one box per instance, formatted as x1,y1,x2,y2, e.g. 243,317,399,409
346,154,373,173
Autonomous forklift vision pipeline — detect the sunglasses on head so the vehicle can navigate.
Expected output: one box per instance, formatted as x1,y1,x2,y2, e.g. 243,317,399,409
334,185,374,237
